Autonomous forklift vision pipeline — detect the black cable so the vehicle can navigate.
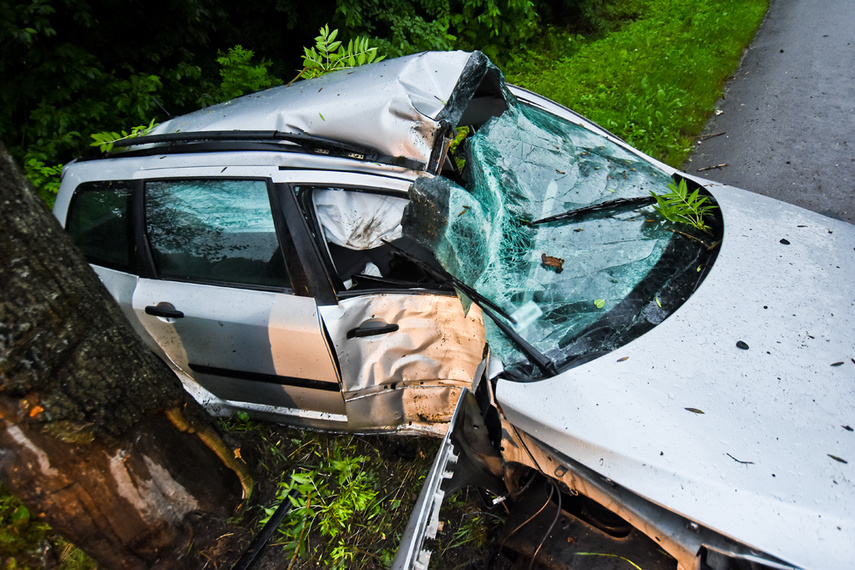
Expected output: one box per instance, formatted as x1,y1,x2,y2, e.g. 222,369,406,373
498,482,554,555
511,469,538,501
529,480,562,570
231,490,299,570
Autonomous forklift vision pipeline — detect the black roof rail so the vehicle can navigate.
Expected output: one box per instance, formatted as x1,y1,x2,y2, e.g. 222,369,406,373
79,130,426,171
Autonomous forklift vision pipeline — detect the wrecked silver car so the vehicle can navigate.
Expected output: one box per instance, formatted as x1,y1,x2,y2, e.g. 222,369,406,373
53,51,854,569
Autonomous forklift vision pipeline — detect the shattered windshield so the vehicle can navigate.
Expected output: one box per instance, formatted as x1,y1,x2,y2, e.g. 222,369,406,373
403,86,719,379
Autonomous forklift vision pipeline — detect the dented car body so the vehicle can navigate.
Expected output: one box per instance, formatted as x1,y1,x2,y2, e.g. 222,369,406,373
53,52,854,569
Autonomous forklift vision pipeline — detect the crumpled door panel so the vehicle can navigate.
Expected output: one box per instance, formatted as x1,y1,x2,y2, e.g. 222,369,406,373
320,294,485,433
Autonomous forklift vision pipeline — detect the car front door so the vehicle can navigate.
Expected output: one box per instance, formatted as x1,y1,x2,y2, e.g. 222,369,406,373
275,171,488,434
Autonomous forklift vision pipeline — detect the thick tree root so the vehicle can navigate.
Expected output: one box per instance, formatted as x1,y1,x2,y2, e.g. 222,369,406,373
165,406,253,500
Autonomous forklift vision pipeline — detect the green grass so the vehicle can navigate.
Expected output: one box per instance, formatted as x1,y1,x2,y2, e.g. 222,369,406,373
218,419,506,569
505,0,769,166
218,418,442,569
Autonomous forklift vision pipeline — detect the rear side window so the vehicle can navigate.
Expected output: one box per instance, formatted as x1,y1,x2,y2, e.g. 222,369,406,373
144,179,290,289
66,181,133,272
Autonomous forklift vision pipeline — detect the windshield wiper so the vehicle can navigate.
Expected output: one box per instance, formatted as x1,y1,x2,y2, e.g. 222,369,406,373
384,239,558,377
526,195,656,226
384,239,515,322
475,303,558,376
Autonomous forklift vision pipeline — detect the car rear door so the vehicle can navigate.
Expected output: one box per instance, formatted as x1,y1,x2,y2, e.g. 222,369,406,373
130,170,346,427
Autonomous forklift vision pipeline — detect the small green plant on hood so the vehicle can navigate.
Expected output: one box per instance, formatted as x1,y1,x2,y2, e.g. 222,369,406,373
650,178,717,232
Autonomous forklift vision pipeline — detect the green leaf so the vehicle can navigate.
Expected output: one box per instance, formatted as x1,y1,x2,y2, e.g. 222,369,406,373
650,178,717,232
11,505,30,525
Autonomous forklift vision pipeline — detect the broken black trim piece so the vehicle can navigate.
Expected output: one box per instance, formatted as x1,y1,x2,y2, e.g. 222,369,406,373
80,130,426,172
188,363,340,392
392,390,465,569
393,388,505,569
230,488,299,570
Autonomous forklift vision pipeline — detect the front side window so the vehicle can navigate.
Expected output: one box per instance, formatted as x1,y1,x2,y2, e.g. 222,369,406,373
298,186,448,292
66,180,133,272
145,179,290,289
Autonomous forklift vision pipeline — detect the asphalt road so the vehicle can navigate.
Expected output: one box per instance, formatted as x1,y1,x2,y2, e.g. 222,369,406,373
685,0,855,224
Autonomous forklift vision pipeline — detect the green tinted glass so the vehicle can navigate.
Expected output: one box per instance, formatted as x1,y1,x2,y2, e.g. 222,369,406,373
145,179,289,289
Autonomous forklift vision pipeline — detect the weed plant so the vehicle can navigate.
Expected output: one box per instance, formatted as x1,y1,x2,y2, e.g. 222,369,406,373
0,486,96,569
651,178,718,232
506,0,769,167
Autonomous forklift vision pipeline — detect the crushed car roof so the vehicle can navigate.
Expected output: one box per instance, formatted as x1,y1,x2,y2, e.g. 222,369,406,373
150,51,501,173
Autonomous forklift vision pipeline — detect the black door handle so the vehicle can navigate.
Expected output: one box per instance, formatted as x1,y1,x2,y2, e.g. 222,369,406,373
145,303,184,319
347,319,399,339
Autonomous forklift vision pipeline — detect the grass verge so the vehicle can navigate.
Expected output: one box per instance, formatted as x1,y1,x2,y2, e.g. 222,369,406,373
220,418,438,569
505,0,769,166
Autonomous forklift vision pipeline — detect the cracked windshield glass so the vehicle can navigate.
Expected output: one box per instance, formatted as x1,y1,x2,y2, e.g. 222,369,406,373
403,88,717,379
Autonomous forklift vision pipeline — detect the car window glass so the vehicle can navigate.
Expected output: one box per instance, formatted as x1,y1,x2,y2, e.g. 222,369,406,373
66,180,133,272
145,179,290,289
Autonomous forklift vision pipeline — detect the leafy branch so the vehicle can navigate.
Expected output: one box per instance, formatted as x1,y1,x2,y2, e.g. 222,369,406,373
650,178,717,232
288,25,385,85
89,118,157,153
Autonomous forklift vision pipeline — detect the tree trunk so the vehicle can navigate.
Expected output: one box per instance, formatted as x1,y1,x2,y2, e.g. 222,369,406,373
0,143,244,568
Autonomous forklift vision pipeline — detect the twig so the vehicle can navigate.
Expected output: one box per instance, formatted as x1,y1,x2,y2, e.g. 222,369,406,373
697,163,728,172
726,453,754,465
286,496,312,570
664,228,719,249
697,131,726,140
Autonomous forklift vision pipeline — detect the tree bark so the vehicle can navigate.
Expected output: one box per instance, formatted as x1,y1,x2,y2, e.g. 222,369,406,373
0,143,244,568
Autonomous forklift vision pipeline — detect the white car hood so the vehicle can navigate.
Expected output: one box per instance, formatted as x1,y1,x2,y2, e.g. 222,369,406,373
497,183,855,569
